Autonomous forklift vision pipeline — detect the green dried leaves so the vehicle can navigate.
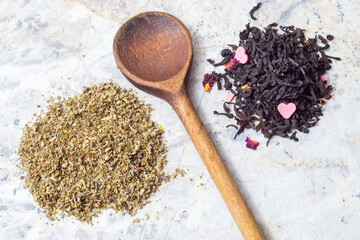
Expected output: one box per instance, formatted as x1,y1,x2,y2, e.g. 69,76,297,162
18,82,167,223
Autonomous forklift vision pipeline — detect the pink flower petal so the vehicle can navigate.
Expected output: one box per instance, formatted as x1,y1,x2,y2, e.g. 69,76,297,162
246,137,259,150
225,58,237,68
202,74,215,92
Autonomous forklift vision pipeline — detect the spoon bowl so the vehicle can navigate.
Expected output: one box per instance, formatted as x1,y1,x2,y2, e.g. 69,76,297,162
113,12,265,240
114,12,192,101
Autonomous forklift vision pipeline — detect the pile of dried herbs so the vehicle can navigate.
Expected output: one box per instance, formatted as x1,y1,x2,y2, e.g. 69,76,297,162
205,23,340,145
18,82,167,222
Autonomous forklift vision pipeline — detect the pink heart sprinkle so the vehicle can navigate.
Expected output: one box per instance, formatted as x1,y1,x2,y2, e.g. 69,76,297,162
277,103,296,119
320,75,328,83
235,46,246,55
224,92,235,103
234,46,248,64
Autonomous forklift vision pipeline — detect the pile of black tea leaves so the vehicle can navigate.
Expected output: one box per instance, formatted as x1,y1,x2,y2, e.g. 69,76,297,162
204,23,341,146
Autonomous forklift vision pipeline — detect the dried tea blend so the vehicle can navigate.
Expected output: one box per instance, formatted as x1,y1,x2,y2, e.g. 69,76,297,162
205,23,340,145
249,2,262,20
18,82,167,222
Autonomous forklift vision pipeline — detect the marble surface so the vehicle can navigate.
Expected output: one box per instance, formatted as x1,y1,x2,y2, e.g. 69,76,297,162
1,0,360,239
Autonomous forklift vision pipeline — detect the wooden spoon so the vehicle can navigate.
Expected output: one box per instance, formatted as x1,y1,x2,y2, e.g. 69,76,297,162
113,11,265,240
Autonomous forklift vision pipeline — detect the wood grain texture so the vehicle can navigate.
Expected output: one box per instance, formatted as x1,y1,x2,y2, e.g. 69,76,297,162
113,11,265,240
170,90,265,240
113,12,191,101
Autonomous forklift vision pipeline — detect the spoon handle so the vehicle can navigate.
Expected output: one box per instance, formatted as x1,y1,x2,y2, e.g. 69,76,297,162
170,92,265,240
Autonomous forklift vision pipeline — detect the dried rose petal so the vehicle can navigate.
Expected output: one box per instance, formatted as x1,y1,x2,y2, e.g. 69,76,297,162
202,74,215,92
245,137,259,150
324,94,332,100
204,83,211,92
224,58,237,69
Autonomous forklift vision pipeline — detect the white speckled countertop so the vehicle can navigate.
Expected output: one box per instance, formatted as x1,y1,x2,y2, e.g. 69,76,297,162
1,0,360,239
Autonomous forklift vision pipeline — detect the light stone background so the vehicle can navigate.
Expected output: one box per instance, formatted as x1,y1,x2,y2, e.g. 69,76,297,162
1,0,360,239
